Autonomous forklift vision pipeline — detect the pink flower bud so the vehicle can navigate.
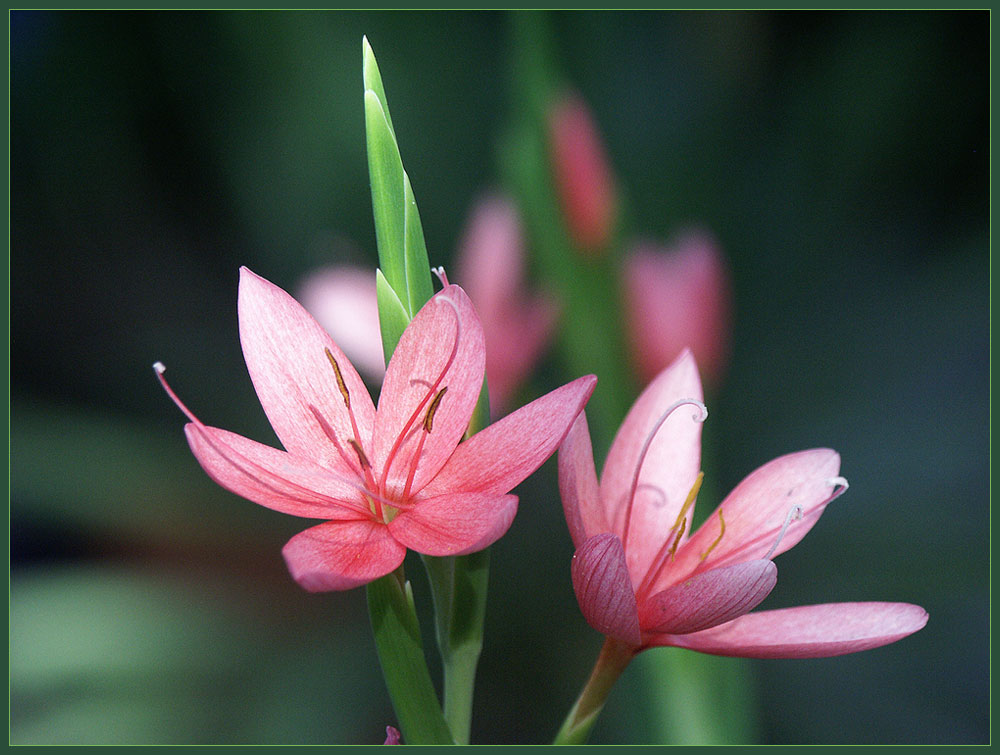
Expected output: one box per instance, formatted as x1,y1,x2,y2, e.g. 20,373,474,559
547,93,617,255
622,231,731,386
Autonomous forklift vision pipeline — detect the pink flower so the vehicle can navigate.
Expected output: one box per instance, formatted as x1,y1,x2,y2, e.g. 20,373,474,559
559,349,927,657
383,726,401,745
297,265,385,382
456,195,559,415
156,267,596,591
547,92,617,255
622,232,731,386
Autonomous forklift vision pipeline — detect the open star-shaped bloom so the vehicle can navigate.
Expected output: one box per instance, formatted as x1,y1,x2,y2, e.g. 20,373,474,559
559,349,927,657
157,267,595,591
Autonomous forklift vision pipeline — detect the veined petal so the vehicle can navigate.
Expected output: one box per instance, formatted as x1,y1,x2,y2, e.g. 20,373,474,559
671,449,843,583
649,602,929,658
372,284,485,497
422,375,597,499
558,412,608,548
238,267,376,467
185,423,369,520
571,534,642,647
282,519,406,592
388,493,517,556
638,559,776,635
600,350,703,581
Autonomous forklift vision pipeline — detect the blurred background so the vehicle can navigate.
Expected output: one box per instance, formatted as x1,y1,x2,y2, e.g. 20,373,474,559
10,10,988,745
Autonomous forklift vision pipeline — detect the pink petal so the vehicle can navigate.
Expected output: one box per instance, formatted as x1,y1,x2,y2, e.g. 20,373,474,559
421,375,597,499
571,534,642,647
185,423,370,520
558,412,608,548
456,195,559,413
297,265,386,382
282,519,406,592
638,559,777,635
623,233,731,385
650,602,929,659
670,449,843,584
600,350,703,582
238,267,377,468
388,493,518,557
372,284,485,498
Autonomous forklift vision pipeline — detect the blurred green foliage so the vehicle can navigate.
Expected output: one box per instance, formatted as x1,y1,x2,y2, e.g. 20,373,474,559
10,10,987,744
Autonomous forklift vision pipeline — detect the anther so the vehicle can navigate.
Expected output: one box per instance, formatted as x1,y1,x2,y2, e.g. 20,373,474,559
423,388,447,433
669,472,704,535
667,518,686,561
765,505,803,560
700,509,726,561
348,438,372,470
153,361,166,374
325,348,352,410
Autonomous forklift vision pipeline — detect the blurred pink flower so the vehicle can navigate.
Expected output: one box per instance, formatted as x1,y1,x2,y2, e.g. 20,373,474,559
622,231,731,387
156,268,595,591
298,265,385,382
457,195,559,415
547,92,617,255
560,349,927,657
383,726,401,745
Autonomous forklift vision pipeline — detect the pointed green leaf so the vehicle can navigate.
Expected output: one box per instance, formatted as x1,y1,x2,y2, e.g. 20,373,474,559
403,173,434,312
365,89,406,301
362,36,395,138
376,268,411,367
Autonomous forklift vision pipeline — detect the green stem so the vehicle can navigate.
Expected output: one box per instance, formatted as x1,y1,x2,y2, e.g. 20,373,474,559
366,568,454,744
553,638,636,745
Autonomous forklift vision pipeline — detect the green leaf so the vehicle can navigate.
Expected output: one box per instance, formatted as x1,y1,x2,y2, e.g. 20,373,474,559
367,571,455,744
403,173,434,313
362,36,395,138
365,89,406,304
375,268,411,367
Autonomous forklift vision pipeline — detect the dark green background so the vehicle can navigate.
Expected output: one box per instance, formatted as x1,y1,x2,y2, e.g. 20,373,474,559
10,10,988,744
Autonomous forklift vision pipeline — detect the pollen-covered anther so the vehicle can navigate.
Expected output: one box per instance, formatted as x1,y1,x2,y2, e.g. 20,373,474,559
700,508,726,561
348,438,372,469
325,348,352,410
423,387,447,433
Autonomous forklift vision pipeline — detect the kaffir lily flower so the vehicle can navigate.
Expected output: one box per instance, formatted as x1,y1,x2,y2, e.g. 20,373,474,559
456,194,559,414
156,267,595,591
559,349,927,656
622,231,731,386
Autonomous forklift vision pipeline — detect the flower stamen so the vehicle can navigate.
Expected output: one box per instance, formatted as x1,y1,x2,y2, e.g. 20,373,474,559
423,387,447,433
621,398,707,555
700,509,726,562
635,472,704,601
379,293,463,494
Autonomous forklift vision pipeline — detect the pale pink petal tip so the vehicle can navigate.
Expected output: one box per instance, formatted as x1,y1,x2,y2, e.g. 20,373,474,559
656,601,929,658
383,726,401,745
572,534,642,647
